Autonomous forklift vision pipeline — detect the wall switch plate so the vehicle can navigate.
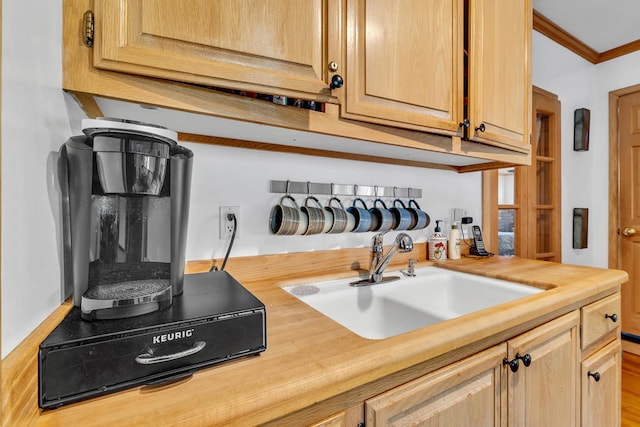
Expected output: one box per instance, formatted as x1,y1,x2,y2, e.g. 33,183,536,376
219,206,239,239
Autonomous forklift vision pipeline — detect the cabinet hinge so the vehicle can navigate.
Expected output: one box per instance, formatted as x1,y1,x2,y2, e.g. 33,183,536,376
83,10,94,47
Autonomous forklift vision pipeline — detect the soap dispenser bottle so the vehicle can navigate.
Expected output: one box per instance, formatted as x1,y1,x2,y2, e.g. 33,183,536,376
449,223,461,260
429,220,447,261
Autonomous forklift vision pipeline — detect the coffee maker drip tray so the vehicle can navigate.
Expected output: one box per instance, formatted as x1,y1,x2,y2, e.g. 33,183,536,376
81,279,172,321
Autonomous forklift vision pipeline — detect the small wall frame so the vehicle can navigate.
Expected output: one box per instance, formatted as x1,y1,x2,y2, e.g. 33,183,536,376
573,208,589,249
573,108,590,151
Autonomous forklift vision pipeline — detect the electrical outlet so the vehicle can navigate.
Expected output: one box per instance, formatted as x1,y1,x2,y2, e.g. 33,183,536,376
219,206,239,239
450,208,467,227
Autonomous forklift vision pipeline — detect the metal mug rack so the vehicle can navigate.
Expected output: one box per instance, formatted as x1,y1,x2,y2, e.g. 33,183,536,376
269,180,422,199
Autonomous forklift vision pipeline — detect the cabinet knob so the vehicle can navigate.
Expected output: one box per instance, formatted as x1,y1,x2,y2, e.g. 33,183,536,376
328,61,339,72
503,357,519,372
605,313,618,322
502,353,532,373
516,353,532,367
329,74,344,90
475,123,486,133
459,119,470,128
588,371,601,382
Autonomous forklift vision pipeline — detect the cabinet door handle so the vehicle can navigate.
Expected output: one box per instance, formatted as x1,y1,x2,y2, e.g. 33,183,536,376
503,353,531,373
516,353,532,367
605,313,618,322
503,357,519,372
475,123,486,133
503,353,532,372
329,74,344,90
588,371,601,382
135,341,206,365
459,119,470,128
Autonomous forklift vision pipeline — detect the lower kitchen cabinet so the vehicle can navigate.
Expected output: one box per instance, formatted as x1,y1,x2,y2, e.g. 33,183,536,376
506,311,579,427
307,297,625,427
580,338,621,427
364,311,579,427
366,344,505,426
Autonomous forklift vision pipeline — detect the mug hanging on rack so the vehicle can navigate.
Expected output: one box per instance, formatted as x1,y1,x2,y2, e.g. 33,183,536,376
348,198,372,233
325,197,349,234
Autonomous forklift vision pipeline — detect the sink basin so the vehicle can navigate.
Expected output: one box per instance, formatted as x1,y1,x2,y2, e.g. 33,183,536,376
282,267,543,339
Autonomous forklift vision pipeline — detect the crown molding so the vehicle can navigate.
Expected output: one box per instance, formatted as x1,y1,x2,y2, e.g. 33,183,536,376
533,10,640,64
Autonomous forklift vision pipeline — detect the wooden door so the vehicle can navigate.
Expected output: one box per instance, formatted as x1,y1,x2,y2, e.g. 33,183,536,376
581,340,621,427
619,90,640,337
365,344,505,426
468,0,531,152
93,0,333,100
506,311,579,427
342,0,463,133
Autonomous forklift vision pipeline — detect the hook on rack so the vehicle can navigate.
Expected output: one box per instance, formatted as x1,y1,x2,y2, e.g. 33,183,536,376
269,180,422,199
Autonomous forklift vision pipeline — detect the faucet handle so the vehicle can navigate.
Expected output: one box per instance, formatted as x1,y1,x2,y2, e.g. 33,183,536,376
408,258,416,276
401,258,417,277
395,233,414,252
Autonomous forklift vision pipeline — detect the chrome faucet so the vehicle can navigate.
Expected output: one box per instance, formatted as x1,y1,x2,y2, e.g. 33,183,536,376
351,232,414,286
370,232,414,282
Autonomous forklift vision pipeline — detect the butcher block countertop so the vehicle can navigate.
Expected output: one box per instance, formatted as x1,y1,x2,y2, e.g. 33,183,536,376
2,247,628,426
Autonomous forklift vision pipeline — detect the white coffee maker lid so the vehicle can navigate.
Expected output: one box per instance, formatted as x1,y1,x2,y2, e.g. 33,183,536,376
81,117,178,145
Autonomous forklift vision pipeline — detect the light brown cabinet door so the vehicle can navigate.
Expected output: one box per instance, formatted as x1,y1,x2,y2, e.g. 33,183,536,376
506,311,579,427
581,340,621,427
342,0,463,133
93,0,332,99
468,0,531,152
365,344,505,426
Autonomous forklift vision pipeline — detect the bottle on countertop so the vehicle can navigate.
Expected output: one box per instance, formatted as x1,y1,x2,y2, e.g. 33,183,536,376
429,220,447,261
449,223,461,260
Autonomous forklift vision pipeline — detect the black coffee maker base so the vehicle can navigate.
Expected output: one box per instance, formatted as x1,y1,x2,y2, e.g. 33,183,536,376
39,271,267,409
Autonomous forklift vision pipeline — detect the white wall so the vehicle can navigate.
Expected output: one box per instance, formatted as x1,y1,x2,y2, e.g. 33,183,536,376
183,143,480,261
1,0,72,358
532,32,640,267
1,1,481,357
532,32,603,267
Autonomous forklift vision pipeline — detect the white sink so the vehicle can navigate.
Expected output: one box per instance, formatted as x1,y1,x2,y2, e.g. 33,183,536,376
282,267,543,339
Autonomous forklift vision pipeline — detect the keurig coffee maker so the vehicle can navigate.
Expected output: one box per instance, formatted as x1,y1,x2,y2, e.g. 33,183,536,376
39,118,266,409
62,118,192,320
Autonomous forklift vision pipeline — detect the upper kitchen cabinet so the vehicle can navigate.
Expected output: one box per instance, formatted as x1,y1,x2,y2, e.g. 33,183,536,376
338,0,463,134
64,0,532,170
336,0,531,151
467,0,532,152
92,0,335,101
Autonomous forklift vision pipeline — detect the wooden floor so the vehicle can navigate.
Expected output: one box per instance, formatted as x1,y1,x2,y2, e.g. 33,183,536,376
623,351,640,426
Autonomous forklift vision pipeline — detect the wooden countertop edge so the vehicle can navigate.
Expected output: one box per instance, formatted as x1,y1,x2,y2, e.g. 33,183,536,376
2,256,628,426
